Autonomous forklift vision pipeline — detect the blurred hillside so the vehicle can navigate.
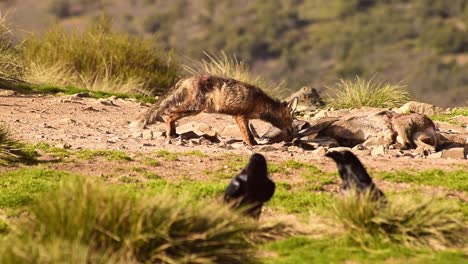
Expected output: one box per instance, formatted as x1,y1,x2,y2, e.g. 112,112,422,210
1,0,467,107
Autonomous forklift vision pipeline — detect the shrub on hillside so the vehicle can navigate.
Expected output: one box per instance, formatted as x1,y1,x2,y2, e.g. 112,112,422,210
328,77,411,109
22,17,178,95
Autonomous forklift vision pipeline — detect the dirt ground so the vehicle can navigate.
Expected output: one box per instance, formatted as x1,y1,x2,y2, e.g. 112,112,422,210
1,93,467,173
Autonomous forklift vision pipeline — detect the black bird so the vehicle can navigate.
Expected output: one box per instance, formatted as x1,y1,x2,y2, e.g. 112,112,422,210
224,153,275,218
325,150,385,201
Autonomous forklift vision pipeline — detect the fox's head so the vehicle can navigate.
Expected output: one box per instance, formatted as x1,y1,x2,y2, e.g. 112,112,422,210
277,97,298,140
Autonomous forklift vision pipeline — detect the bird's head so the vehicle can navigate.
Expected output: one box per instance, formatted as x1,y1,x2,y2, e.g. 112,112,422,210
325,150,354,163
246,153,268,179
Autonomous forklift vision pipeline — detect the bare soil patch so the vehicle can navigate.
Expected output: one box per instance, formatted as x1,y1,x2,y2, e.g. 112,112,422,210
1,93,467,174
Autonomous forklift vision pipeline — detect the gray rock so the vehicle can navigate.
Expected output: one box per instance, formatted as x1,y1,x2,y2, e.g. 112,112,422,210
452,115,468,127
428,152,442,159
0,89,15,96
258,145,278,152
398,101,443,116
231,142,245,149
55,143,71,149
371,145,386,156
142,130,153,140
220,124,242,138
312,146,327,156
58,118,77,125
441,148,466,159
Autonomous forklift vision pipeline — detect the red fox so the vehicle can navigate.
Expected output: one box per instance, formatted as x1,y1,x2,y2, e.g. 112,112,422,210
390,113,439,151
130,75,298,146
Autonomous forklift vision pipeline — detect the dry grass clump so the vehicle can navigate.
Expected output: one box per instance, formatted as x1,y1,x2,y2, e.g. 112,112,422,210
332,191,467,249
183,51,291,98
21,17,178,95
328,76,411,109
0,13,25,85
0,177,262,263
0,123,35,165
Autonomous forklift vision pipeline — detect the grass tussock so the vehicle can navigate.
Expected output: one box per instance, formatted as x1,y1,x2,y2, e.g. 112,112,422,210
183,51,290,98
332,191,467,249
0,123,35,165
0,177,260,264
21,17,178,95
0,13,25,84
328,76,411,109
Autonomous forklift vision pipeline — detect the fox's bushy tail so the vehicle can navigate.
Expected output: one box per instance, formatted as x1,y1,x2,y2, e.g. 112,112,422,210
128,80,187,131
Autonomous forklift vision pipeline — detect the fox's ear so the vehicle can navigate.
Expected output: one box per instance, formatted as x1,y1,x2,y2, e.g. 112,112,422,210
287,97,298,114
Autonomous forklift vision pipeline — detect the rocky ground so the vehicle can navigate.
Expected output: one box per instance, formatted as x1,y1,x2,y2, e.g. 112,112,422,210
1,91,467,174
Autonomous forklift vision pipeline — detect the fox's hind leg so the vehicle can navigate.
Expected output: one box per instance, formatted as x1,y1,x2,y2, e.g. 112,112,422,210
162,110,202,138
235,115,258,146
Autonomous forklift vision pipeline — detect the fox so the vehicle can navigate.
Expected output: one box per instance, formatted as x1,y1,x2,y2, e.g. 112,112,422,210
390,113,439,152
129,75,298,146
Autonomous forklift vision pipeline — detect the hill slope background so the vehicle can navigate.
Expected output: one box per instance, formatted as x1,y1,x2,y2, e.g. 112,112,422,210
1,0,467,107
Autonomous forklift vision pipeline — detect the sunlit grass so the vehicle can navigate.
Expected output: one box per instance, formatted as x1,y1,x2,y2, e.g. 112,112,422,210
328,76,411,109
183,51,291,98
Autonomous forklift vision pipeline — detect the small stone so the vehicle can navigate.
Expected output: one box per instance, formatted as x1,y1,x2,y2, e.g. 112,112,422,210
132,132,143,138
176,137,185,146
258,145,278,152
107,137,119,143
58,118,76,125
0,89,15,96
441,148,466,159
312,146,327,156
397,101,442,116
327,147,353,153
231,142,245,149
55,143,71,149
287,146,304,153
220,124,242,138
428,152,442,159
142,130,154,140
370,145,386,156
82,106,99,112
352,144,367,151
98,99,116,106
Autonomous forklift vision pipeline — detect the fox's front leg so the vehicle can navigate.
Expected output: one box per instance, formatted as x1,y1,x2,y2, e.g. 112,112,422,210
235,115,258,146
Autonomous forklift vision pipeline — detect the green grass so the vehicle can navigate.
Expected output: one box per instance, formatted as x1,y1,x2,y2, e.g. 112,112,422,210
0,161,466,263
328,76,411,109
74,149,132,162
140,157,161,167
31,141,70,160
271,183,333,215
430,107,468,124
0,168,68,208
154,149,207,161
377,169,468,192
264,236,467,264
0,177,260,264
